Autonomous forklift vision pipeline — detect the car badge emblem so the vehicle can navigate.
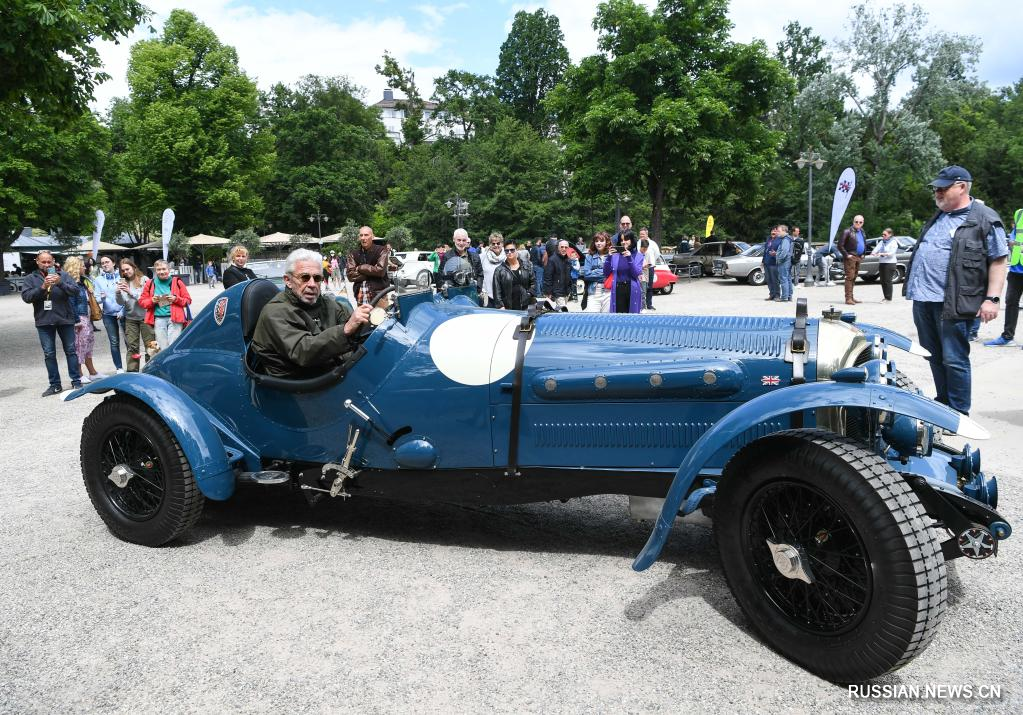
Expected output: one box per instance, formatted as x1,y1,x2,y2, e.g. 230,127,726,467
214,296,229,325
761,375,781,386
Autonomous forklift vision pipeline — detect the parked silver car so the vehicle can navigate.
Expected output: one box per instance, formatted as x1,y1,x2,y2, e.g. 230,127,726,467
713,244,768,285
671,241,749,276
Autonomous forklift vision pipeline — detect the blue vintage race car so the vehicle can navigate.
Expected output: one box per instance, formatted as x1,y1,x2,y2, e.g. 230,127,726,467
68,280,1010,683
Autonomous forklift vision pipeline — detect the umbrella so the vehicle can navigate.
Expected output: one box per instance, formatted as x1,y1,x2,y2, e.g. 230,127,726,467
259,232,294,246
187,233,228,246
68,238,128,253
311,233,342,246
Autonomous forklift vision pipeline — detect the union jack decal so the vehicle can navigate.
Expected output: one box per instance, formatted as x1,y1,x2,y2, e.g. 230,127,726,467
761,375,781,386
839,180,852,193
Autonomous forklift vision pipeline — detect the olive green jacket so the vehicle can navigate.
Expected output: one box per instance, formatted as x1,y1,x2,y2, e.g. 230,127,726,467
250,289,356,378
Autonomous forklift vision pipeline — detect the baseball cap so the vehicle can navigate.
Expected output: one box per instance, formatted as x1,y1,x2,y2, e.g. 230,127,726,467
928,165,972,188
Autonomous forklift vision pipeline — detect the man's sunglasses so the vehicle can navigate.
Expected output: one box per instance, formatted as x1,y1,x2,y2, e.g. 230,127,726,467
290,273,324,284
932,182,963,194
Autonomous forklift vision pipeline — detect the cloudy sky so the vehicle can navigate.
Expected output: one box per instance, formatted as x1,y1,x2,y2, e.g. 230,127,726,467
90,0,1021,111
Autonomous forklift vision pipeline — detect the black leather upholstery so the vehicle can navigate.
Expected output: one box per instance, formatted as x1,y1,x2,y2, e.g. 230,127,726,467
241,279,279,343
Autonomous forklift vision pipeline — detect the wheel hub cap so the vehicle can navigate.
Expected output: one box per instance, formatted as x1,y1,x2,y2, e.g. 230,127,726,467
107,463,137,488
766,539,815,584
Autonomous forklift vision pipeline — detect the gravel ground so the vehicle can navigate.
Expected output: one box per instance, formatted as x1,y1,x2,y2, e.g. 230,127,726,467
0,276,1019,713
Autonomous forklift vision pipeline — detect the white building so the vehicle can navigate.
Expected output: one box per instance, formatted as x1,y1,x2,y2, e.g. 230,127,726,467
372,89,466,144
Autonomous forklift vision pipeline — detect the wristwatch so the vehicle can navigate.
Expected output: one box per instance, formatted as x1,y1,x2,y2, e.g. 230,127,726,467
985,296,1000,303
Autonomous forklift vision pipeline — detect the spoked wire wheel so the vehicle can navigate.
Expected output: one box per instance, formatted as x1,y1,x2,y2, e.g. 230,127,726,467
715,429,947,682
744,480,871,635
99,426,166,520
81,396,203,546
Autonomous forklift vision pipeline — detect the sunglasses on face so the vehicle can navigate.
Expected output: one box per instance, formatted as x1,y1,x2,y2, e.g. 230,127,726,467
290,273,324,284
932,182,962,194
504,248,516,253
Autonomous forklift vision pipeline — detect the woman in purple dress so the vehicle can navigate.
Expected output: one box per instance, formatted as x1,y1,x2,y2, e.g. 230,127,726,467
603,230,644,313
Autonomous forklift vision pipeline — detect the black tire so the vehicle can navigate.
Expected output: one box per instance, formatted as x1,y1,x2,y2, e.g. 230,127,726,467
689,262,703,277
659,282,674,295
747,267,765,286
715,430,946,682
81,395,204,546
860,274,879,283
894,264,907,283
895,369,921,394
415,270,432,288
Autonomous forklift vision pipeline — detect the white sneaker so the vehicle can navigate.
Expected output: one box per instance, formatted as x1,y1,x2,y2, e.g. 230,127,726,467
91,372,108,380
80,374,91,384
116,368,125,374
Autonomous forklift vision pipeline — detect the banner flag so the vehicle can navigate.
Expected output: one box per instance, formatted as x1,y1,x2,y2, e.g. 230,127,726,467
161,208,175,262
705,215,714,238
91,210,105,260
827,168,856,249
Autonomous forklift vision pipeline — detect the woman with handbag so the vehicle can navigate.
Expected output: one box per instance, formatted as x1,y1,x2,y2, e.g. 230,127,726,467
63,256,106,383
580,232,611,311
139,259,192,350
603,230,644,313
117,259,156,371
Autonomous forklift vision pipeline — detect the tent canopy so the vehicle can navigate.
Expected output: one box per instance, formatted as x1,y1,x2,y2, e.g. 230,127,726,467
69,238,127,253
187,233,228,246
259,232,294,246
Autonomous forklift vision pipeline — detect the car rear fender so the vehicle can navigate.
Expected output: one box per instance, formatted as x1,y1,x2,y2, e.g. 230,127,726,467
855,322,931,357
631,380,986,571
64,374,236,500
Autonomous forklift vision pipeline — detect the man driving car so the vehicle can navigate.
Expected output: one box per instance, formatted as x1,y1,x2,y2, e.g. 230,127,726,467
251,248,372,379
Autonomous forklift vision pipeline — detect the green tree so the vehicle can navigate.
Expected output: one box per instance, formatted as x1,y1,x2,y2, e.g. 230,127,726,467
432,70,503,137
831,2,980,220
930,81,1023,217
775,21,830,92
460,117,565,242
546,0,792,243
384,225,413,251
375,53,426,146
0,105,110,271
2,0,148,120
107,10,274,238
229,227,262,256
262,75,394,233
380,142,466,244
496,9,570,136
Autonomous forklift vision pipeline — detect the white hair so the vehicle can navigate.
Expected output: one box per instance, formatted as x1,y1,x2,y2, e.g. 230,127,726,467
453,228,469,241
285,248,323,275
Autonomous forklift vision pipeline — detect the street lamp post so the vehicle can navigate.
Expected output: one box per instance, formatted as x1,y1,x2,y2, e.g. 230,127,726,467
445,195,470,229
308,207,330,238
794,149,826,246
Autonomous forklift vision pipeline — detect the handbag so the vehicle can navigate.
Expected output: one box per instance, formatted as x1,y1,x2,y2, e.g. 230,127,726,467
86,281,102,321
603,274,614,290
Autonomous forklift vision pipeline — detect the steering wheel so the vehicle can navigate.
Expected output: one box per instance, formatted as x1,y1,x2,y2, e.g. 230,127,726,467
358,286,397,338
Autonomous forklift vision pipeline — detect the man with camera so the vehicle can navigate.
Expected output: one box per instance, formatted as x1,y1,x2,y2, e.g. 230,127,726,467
21,250,83,395
440,229,484,296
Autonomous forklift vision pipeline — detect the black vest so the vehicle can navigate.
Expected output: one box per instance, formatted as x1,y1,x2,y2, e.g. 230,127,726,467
904,201,1003,319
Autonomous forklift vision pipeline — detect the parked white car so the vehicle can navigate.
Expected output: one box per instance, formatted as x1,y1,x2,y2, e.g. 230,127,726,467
392,251,435,288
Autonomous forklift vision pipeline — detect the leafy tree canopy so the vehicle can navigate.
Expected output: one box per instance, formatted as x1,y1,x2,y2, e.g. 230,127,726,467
496,8,569,136
1,0,148,119
547,0,792,243
108,10,274,239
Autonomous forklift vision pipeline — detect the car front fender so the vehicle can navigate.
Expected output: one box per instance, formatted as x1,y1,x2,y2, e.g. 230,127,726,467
64,374,235,500
631,380,987,572
856,321,930,357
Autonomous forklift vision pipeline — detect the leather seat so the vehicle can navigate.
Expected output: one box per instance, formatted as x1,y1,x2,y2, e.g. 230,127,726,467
241,279,279,343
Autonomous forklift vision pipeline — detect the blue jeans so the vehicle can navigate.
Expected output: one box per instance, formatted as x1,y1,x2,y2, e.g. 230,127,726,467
765,264,779,298
912,301,972,414
101,313,124,370
778,260,792,300
533,266,544,297
36,324,82,387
